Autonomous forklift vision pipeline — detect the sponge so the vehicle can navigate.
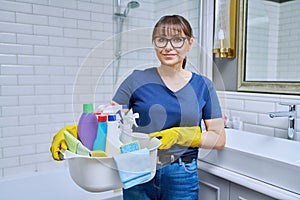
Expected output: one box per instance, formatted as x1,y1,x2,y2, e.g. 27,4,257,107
120,140,140,153
90,150,108,157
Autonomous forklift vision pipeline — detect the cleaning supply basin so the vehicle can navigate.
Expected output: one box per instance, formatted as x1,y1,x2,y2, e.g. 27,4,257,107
63,135,161,192
199,129,300,195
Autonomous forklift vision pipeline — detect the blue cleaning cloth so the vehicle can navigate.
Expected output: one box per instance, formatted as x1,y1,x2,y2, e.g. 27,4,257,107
113,148,151,189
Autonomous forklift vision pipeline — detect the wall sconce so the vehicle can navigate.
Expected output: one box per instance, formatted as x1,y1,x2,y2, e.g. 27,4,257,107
213,0,237,59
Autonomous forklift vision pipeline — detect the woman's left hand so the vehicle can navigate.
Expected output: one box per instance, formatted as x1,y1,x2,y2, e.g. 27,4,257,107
149,126,201,150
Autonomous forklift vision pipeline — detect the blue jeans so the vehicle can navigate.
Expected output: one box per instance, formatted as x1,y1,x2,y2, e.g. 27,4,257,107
122,158,199,200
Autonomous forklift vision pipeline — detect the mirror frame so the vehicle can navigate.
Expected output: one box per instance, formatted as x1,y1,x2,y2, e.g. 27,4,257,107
237,0,300,95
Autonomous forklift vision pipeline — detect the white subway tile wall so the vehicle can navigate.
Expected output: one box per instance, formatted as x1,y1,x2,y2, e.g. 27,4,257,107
0,0,155,178
2,0,297,180
218,91,300,141
0,0,202,179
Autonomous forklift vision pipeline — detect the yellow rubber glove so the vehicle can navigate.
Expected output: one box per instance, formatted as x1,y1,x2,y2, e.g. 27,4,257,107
149,126,201,150
50,124,78,161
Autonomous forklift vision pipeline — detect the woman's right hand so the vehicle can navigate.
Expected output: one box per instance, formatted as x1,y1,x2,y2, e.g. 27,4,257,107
50,124,78,160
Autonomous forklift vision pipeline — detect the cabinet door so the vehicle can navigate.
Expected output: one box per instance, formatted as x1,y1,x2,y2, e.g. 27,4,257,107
198,170,230,200
230,183,276,200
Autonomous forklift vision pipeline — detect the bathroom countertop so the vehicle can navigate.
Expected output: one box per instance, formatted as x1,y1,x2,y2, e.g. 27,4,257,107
197,160,300,200
198,129,300,198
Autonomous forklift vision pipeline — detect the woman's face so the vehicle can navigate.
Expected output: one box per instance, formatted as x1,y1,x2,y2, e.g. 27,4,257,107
153,29,193,69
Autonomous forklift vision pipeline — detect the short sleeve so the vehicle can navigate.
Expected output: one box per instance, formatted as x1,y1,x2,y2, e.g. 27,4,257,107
112,73,133,108
202,78,223,119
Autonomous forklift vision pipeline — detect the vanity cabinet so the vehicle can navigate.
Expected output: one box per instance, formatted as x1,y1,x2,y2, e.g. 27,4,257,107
230,183,275,200
198,170,230,200
198,170,276,200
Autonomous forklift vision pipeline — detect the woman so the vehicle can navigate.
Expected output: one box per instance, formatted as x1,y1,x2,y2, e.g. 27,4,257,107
112,15,225,199
50,15,225,200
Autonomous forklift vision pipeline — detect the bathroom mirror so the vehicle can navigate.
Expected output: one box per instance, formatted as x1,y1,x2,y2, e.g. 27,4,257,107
237,0,300,94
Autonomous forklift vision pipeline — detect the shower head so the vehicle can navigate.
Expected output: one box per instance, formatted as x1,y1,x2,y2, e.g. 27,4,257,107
115,1,140,17
124,1,140,16
128,1,140,9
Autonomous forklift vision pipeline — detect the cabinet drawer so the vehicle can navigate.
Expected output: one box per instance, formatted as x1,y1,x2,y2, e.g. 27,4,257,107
198,170,230,200
230,183,276,200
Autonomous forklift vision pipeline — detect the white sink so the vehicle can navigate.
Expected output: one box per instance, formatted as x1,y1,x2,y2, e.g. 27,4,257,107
199,129,300,195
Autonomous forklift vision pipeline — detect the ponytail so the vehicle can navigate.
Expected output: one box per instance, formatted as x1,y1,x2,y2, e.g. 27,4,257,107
182,56,186,69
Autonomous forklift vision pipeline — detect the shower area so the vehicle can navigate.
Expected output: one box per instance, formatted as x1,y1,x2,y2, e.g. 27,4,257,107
111,0,204,85
72,0,208,118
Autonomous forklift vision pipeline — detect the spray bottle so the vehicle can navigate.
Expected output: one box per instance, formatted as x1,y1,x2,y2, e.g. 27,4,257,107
105,114,122,156
119,109,139,143
93,115,107,151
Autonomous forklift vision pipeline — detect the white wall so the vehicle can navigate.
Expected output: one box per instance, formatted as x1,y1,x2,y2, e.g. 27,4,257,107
0,0,201,179
0,0,155,178
219,91,300,141
0,0,112,177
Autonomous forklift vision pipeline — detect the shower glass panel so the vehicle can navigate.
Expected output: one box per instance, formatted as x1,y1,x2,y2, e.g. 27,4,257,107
112,0,202,87
75,0,202,118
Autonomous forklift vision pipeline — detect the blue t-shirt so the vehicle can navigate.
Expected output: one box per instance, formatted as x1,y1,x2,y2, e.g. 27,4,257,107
113,67,222,157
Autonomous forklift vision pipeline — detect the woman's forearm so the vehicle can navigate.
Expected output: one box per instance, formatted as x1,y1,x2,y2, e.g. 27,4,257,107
200,130,225,149
200,118,226,149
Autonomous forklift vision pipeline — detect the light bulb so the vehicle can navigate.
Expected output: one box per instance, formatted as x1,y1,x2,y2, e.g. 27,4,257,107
218,29,225,40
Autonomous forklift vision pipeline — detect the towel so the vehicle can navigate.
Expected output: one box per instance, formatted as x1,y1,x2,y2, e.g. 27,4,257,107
113,148,151,189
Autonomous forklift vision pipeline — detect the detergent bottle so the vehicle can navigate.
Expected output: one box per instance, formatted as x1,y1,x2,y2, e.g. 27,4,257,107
93,115,107,151
105,114,122,156
78,103,98,150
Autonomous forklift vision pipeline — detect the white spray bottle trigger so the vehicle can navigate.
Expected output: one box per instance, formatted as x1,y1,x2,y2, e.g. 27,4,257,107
124,109,139,127
120,109,139,144
98,104,127,114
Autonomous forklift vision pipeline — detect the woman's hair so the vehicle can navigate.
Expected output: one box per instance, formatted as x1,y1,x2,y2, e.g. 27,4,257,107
152,15,193,69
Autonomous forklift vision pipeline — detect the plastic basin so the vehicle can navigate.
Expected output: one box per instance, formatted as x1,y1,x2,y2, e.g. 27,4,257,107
63,134,161,192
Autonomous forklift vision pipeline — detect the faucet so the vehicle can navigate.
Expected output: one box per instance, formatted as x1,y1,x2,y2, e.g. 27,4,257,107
268,104,297,140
